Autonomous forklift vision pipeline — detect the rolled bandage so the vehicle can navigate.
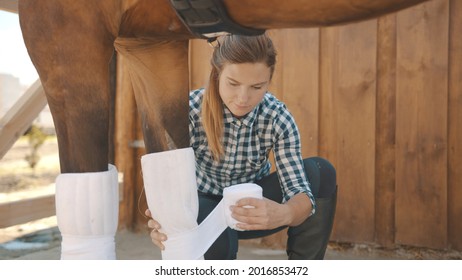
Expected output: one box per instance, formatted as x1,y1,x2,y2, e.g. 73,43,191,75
141,148,262,260
223,183,262,231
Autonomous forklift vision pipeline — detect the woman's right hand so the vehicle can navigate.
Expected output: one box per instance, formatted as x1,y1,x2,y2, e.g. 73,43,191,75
145,209,167,250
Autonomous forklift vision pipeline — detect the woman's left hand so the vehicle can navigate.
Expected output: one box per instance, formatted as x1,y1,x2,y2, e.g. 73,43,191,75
230,197,291,231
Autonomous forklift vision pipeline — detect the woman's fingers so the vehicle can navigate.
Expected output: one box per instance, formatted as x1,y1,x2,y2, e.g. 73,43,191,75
232,198,266,217
235,197,263,208
145,208,152,218
145,208,167,250
150,229,167,251
231,198,285,230
231,198,267,229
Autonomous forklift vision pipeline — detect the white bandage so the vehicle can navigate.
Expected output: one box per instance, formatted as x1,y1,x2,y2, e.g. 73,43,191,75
141,148,262,260
55,164,119,260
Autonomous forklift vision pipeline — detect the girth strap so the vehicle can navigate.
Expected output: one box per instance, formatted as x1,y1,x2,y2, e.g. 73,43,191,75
169,0,265,38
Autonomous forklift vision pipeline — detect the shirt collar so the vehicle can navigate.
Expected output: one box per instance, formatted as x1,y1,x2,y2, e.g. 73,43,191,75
223,103,259,127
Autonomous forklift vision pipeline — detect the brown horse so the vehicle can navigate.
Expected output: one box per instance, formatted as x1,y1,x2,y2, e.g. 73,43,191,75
18,0,429,259
18,0,429,173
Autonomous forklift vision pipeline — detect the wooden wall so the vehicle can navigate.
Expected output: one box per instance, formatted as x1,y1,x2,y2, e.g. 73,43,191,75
116,0,461,251
188,0,461,251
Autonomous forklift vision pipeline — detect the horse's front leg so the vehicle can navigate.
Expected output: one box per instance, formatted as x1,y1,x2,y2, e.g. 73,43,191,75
19,0,120,259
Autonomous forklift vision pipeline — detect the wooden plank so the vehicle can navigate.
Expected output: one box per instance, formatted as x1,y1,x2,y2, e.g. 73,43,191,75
0,79,47,160
332,20,377,244
115,54,139,229
319,20,378,243
395,0,449,249
319,26,340,239
189,39,213,91
281,28,320,158
375,14,397,248
267,30,284,101
448,0,462,251
0,195,55,228
0,0,18,13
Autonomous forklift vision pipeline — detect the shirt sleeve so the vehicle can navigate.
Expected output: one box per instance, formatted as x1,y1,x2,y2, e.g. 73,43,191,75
189,89,202,148
272,106,316,215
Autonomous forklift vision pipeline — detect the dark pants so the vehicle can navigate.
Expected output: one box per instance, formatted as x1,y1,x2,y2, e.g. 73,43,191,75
197,157,337,260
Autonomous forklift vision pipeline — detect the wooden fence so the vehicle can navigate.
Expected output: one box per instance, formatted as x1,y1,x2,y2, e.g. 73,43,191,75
0,195,55,228
186,0,461,251
0,2,53,229
0,79,52,228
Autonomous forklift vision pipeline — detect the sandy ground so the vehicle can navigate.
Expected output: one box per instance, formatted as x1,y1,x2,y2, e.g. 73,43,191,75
3,224,462,260
1,137,461,260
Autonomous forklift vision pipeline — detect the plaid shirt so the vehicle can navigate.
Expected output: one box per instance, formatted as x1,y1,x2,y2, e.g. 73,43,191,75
189,88,315,211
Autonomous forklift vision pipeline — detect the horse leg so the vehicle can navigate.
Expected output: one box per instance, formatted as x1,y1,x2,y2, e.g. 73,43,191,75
19,1,120,259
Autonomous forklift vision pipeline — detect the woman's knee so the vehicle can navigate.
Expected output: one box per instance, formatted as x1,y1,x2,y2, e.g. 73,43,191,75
311,157,336,181
304,157,336,198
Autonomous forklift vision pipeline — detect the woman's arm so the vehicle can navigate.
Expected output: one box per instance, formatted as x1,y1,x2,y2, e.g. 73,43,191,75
285,192,313,226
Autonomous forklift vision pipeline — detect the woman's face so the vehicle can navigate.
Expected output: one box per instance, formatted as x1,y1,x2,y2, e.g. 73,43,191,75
218,62,271,118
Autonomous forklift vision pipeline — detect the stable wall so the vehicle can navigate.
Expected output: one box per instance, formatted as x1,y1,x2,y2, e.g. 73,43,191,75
116,0,461,251
189,0,461,251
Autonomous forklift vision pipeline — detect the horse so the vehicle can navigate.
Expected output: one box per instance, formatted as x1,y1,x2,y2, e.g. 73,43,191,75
18,0,429,259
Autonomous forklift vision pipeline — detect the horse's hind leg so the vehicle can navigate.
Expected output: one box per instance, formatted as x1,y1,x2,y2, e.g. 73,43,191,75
114,39,191,153
115,40,201,255
19,1,119,259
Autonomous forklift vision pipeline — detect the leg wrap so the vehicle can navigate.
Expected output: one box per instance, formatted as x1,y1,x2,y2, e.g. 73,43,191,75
55,164,119,260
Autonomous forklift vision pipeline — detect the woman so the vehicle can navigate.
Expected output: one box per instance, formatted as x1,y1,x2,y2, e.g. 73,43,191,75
146,34,337,260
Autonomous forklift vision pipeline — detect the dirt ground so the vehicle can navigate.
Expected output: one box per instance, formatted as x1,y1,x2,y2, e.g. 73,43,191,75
1,137,461,260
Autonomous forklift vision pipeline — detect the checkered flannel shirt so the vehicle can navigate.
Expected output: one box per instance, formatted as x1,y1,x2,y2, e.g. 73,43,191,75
189,88,315,212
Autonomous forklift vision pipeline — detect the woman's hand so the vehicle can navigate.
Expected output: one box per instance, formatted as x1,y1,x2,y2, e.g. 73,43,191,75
231,193,312,230
145,209,167,250
230,197,290,230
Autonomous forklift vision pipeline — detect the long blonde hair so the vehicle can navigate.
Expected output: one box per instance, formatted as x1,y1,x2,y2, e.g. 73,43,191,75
201,34,277,161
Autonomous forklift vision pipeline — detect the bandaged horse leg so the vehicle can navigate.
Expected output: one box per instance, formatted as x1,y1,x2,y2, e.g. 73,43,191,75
55,165,119,260
141,148,202,259
142,147,263,260
19,2,120,259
